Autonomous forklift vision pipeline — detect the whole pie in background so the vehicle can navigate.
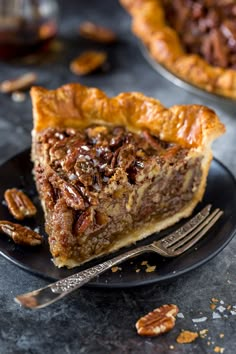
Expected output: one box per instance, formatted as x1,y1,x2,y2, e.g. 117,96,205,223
31,83,224,268
120,0,236,99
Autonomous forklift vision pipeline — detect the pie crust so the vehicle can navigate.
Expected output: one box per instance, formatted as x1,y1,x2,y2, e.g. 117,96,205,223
31,83,225,268
120,0,236,99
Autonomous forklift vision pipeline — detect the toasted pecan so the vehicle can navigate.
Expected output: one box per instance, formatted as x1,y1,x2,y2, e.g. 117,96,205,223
79,22,117,43
0,72,37,93
70,51,107,75
4,188,37,220
0,221,43,246
136,304,179,336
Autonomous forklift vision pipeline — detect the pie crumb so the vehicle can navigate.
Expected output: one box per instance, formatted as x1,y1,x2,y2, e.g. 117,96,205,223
176,330,198,344
11,91,26,102
111,266,122,273
214,346,225,353
199,329,208,338
145,265,156,273
141,261,148,266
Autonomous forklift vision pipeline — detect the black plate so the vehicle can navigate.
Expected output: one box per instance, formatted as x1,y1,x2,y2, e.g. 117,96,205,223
140,44,236,104
0,149,236,288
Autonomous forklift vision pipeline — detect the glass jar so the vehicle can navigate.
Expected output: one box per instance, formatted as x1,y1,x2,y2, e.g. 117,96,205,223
0,0,59,59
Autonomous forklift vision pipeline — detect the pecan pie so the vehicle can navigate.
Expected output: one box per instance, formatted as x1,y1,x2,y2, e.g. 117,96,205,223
120,0,236,99
31,83,224,268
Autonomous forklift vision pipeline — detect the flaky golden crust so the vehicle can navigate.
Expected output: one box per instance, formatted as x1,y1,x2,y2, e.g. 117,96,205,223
31,83,224,149
120,0,236,99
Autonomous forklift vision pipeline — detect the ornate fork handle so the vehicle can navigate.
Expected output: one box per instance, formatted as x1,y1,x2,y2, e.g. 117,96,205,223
15,204,222,309
52,246,152,293
15,245,152,309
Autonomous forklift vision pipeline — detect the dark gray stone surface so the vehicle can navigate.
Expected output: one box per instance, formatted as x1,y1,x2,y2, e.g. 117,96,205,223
0,1,235,353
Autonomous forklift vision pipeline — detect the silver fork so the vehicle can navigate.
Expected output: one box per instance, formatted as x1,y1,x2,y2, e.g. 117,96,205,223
15,204,223,309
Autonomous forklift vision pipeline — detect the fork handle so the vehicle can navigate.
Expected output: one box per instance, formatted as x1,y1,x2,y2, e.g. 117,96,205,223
15,245,151,309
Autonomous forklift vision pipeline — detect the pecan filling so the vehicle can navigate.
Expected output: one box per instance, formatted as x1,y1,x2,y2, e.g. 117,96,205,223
163,0,236,69
34,125,202,265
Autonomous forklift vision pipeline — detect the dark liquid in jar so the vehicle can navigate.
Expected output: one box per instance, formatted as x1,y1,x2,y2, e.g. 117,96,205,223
0,18,57,59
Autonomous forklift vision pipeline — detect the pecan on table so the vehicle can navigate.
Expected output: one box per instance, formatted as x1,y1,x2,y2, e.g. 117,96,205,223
79,22,117,43
0,221,43,246
0,72,37,93
136,304,179,336
70,51,107,75
4,188,37,220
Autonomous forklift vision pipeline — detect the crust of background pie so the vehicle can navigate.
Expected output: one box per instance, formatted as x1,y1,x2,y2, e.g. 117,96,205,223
120,0,236,99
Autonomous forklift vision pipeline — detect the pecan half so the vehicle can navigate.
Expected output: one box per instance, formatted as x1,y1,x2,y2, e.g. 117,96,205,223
136,304,179,336
74,210,93,234
48,171,85,211
0,221,43,246
79,22,117,43
4,188,37,220
70,51,107,75
176,330,199,344
0,72,37,93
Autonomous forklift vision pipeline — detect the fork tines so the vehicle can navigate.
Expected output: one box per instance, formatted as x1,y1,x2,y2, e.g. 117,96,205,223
156,205,223,256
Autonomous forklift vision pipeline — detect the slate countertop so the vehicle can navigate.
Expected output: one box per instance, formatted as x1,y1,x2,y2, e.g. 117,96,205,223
0,1,236,353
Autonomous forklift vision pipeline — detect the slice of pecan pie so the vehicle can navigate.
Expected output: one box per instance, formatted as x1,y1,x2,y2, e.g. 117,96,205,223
31,83,225,268
120,0,236,99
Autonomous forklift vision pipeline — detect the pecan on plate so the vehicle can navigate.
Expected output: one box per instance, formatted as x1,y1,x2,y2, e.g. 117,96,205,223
176,330,199,344
136,304,179,336
0,72,37,93
79,22,117,43
4,188,37,220
0,221,43,246
70,51,107,75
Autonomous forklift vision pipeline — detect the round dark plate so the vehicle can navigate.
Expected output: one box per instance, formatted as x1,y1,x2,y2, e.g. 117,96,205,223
140,44,236,104
0,149,236,288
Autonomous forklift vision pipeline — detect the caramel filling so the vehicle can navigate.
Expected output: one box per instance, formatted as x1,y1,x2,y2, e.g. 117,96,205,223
34,125,202,265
